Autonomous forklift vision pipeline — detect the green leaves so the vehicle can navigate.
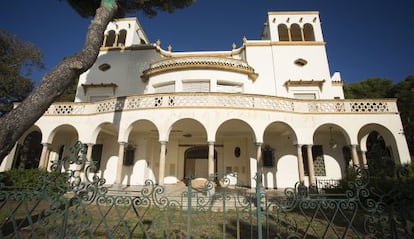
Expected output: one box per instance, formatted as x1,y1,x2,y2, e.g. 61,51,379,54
343,78,393,99
0,29,43,116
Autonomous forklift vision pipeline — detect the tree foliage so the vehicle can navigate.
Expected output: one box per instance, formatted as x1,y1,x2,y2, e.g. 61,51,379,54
343,78,393,99
390,76,414,154
0,29,43,116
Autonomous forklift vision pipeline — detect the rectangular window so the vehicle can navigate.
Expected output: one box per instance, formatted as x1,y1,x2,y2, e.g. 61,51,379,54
294,93,316,99
154,82,175,93
91,144,103,172
90,95,111,102
182,81,210,92
302,145,326,176
216,81,242,93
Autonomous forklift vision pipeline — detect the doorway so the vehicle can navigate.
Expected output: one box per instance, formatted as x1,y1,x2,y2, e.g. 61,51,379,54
184,146,217,179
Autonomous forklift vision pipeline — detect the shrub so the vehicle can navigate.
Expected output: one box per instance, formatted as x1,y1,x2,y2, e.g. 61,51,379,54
0,168,69,194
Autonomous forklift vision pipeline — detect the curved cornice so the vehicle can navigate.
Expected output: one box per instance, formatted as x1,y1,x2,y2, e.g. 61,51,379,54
141,56,258,81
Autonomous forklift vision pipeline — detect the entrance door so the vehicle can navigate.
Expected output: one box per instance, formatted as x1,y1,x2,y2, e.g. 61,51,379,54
185,158,208,178
184,146,217,179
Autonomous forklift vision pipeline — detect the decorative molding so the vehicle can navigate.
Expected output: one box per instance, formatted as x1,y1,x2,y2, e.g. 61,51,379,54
285,79,325,90
141,56,258,82
81,83,118,95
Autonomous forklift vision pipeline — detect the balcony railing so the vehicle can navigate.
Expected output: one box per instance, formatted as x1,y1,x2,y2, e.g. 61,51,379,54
44,92,398,116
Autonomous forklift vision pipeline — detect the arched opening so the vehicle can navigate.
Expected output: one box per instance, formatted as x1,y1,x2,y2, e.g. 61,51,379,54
303,23,315,41
277,24,289,41
13,131,42,169
184,146,217,179
366,131,392,163
117,29,127,46
105,30,116,47
290,24,302,41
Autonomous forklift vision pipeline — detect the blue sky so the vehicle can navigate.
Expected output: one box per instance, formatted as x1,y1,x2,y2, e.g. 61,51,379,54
1,0,413,85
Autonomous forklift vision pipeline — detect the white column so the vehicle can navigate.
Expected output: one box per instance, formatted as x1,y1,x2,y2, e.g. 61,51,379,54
158,141,167,185
86,143,93,163
256,143,263,187
39,143,50,169
351,144,360,167
208,141,215,179
361,150,367,168
296,144,305,184
306,145,316,186
115,142,126,188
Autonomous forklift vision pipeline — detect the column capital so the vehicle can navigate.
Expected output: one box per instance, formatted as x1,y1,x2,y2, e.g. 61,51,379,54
119,141,128,145
208,141,215,145
255,142,263,147
306,144,313,149
159,141,168,145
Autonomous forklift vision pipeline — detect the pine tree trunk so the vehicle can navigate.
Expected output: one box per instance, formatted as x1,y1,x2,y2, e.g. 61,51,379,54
0,2,118,162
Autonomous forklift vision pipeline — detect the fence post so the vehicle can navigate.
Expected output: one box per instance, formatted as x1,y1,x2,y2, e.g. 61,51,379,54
256,173,263,239
186,174,192,239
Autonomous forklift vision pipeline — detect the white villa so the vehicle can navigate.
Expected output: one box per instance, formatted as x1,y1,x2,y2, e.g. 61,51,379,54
1,11,410,189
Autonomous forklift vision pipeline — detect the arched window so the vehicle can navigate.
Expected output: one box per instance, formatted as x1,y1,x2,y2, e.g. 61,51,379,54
105,30,116,47
117,29,127,46
277,24,289,41
303,23,315,41
290,24,302,41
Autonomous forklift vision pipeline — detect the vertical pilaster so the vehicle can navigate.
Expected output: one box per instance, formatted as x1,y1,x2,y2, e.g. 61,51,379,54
158,141,167,186
306,144,316,186
351,144,360,167
296,144,305,184
39,143,51,170
208,141,215,179
256,142,263,187
115,142,126,188
361,150,367,168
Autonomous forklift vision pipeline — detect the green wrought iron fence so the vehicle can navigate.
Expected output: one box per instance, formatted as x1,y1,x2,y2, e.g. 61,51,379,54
1,141,413,238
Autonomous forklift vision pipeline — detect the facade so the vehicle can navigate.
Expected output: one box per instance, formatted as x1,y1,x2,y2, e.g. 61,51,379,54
1,12,410,189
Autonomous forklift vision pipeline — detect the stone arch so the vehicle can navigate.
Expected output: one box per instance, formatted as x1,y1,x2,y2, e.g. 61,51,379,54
167,118,208,182
358,123,401,164
216,119,256,187
262,121,298,188
47,124,79,170
311,124,350,180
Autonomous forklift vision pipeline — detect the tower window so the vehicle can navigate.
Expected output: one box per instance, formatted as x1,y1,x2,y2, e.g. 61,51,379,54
303,23,315,41
290,24,302,41
117,29,127,46
105,30,116,47
277,24,289,41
